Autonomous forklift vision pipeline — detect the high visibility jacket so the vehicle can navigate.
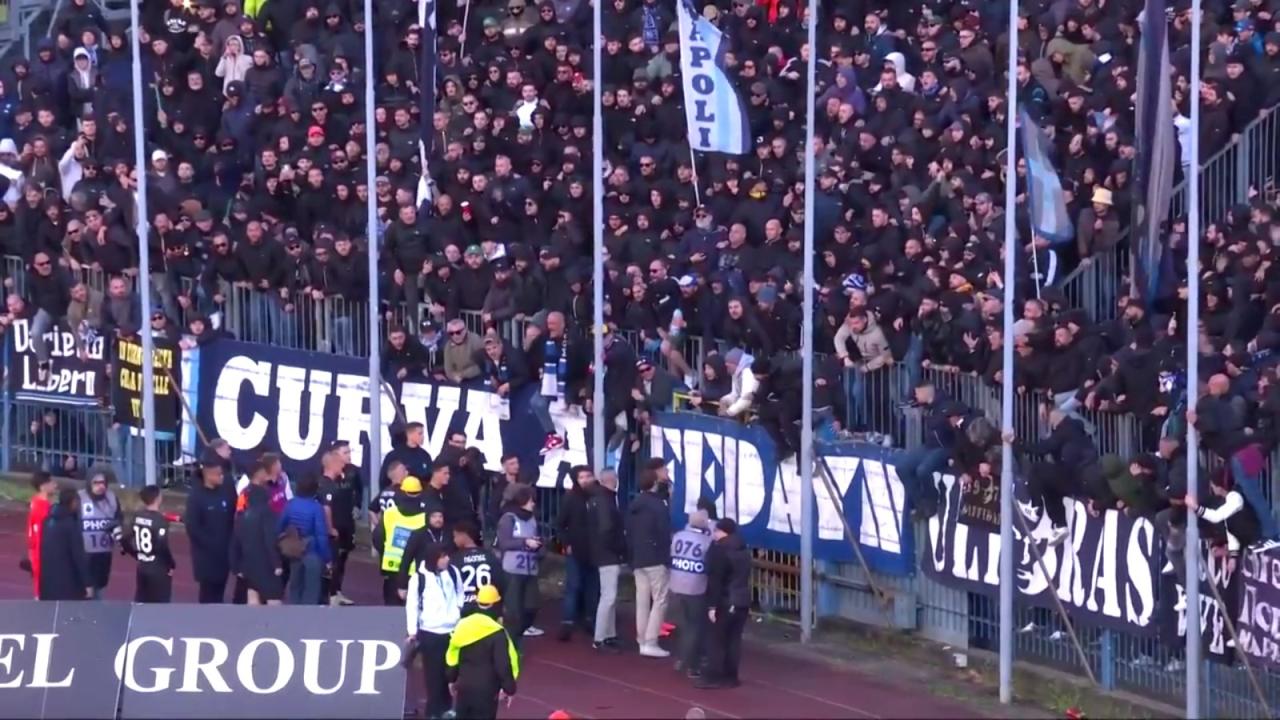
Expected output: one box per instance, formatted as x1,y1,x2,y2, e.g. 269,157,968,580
381,506,426,573
445,612,519,695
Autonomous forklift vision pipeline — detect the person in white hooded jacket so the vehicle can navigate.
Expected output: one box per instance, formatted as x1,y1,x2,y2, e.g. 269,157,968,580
406,543,465,719
0,138,25,209
718,348,757,419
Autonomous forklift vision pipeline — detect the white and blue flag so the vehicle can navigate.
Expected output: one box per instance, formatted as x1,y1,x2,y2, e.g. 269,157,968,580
1019,108,1073,245
676,0,750,155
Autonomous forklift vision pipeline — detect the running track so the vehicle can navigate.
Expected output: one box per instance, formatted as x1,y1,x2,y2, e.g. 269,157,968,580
0,508,984,719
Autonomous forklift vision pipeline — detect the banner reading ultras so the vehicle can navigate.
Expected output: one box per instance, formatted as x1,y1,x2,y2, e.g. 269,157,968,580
648,412,915,576
0,602,407,720
185,339,588,487
112,335,182,437
925,474,1160,635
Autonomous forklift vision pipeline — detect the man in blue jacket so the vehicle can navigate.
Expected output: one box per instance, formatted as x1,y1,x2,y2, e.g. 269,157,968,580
899,380,959,521
278,475,332,605
184,454,237,603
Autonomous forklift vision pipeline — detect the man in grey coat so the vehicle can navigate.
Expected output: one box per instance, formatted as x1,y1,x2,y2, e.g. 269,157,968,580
667,509,712,676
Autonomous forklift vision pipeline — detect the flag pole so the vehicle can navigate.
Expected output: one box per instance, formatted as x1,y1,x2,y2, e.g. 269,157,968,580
798,0,818,643
129,0,156,487
591,0,605,471
998,0,1019,702
689,146,701,207
1184,0,1203,712
365,0,383,502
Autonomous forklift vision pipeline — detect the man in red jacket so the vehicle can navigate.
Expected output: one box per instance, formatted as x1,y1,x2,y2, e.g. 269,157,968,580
26,472,56,598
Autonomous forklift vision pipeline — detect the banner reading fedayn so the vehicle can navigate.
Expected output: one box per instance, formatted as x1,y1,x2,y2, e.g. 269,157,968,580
649,412,915,576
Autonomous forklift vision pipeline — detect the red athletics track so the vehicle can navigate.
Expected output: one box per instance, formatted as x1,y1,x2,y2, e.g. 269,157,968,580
0,507,985,719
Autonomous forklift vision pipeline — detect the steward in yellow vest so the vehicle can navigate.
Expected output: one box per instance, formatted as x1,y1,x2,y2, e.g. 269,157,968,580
372,476,425,605
446,585,519,720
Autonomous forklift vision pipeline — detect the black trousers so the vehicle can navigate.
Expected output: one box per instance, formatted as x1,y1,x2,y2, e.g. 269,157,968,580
417,631,452,719
232,575,248,604
1027,461,1079,527
454,686,499,720
198,577,227,604
330,531,353,596
135,571,172,603
705,606,747,684
382,573,403,606
670,592,707,669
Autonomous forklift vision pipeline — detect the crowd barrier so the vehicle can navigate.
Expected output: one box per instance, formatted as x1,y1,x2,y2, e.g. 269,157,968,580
1,601,407,720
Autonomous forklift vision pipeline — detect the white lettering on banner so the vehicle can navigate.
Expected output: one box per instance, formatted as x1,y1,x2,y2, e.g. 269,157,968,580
927,472,1157,632
114,636,175,693
0,633,74,689
213,355,272,448
275,365,332,460
299,639,351,695
210,354,538,473
236,639,293,694
652,422,914,566
111,635,400,695
178,638,232,693
12,318,105,359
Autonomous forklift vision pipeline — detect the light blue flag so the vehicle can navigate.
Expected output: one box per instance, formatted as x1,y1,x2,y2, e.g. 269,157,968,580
676,0,750,155
1019,108,1073,245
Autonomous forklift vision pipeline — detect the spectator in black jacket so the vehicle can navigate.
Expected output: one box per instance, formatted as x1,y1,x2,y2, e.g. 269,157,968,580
39,488,91,601
383,324,429,380
627,469,672,658
696,518,751,690
554,465,598,642
185,458,237,603
1007,409,1100,545
26,251,72,381
378,421,433,489
478,334,530,398
588,467,625,653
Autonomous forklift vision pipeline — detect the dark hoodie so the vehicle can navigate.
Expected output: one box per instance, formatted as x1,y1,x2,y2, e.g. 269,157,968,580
230,485,282,592
704,530,751,610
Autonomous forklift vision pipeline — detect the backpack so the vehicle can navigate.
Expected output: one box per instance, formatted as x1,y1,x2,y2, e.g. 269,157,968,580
278,525,309,560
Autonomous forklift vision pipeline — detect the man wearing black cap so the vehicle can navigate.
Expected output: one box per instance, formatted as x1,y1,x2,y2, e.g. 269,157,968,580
696,518,750,690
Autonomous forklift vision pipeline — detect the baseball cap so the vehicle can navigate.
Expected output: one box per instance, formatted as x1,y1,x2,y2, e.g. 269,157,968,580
308,125,325,138
677,274,697,288
464,244,483,256
151,149,167,162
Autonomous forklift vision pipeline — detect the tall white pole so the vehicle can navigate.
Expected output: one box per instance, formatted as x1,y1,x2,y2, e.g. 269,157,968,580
365,0,383,496
798,3,818,643
591,0,605,471
130,0,156,486
1185,0,1203,713
998,0,1019,702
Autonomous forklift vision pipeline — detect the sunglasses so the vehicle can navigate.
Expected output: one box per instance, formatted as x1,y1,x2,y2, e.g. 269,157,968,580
213,242,229,249
449,329,465,336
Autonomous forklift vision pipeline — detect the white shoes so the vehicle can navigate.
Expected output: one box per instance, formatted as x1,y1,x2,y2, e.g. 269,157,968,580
523,626,545,637
639,644,671,658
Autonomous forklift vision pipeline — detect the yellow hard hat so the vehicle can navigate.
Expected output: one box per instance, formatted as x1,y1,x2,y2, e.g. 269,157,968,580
476,584,501,606
401,476,423,494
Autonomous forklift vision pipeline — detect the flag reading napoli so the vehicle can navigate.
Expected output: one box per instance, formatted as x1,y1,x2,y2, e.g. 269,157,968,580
676,0,749,155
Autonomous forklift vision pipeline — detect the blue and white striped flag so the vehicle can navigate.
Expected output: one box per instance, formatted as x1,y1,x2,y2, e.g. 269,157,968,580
1131,0,1176,305
676,0,750,155
1019,108,1073,245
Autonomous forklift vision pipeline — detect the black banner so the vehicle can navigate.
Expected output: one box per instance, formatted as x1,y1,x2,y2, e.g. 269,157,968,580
6,317,108,406
1157,548,1241,664
0,602,407,720
924,472,1161,635
0,600,130,719
1239,545,1280,670
111,335,181,436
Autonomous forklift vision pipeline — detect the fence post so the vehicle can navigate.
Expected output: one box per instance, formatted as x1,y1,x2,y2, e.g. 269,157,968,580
1,338,10,472
1236,132,1252,207
1099,629,1116,691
